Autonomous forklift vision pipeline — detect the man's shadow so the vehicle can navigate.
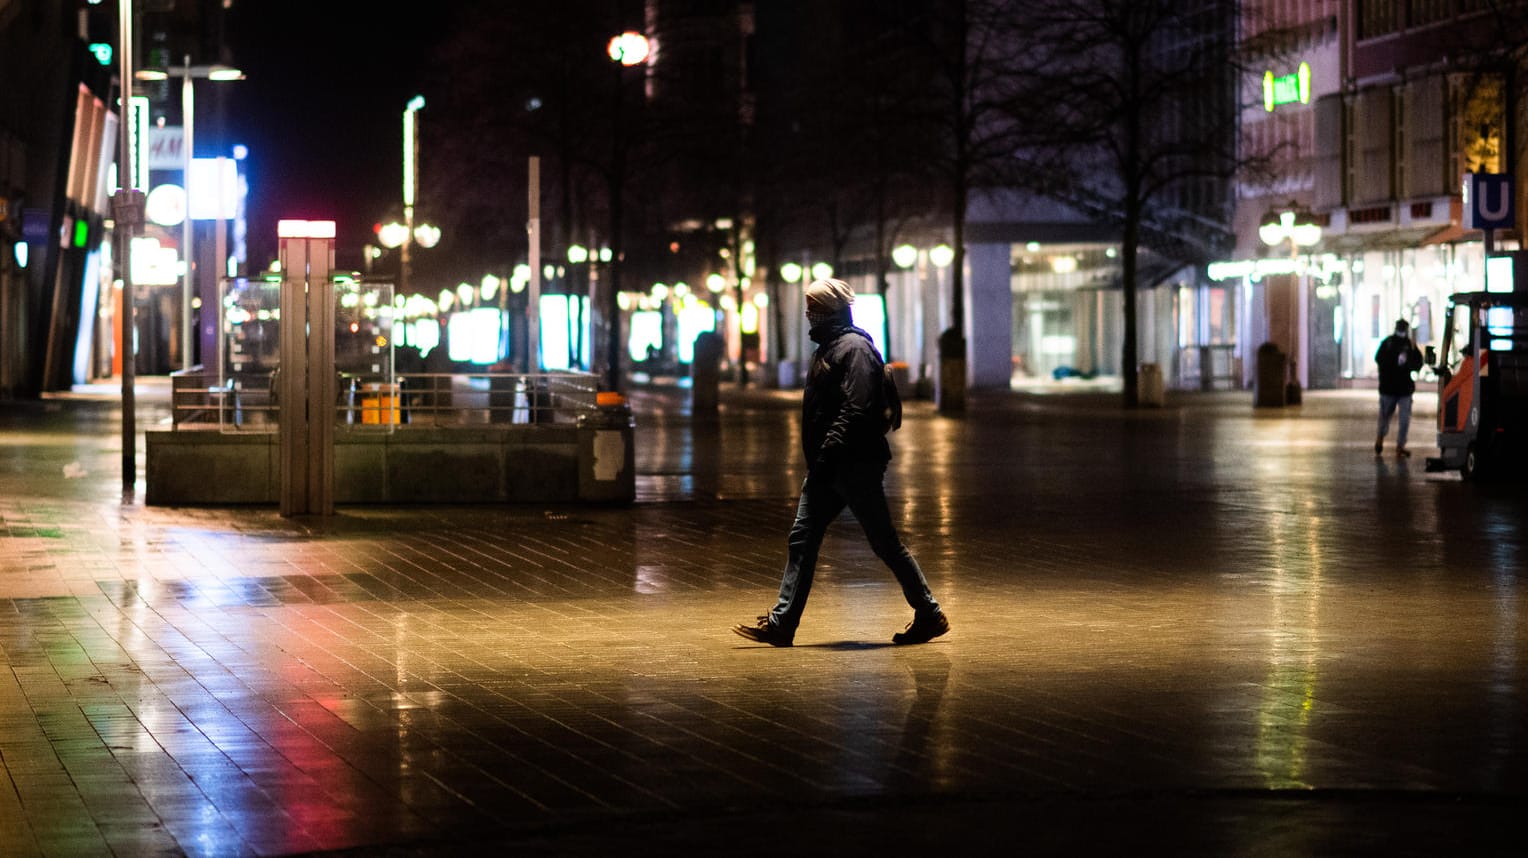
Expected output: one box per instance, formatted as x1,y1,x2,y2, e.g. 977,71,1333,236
890,652,952,784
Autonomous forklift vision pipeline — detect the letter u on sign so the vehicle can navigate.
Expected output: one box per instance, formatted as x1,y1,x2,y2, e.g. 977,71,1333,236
1466,173,1515,230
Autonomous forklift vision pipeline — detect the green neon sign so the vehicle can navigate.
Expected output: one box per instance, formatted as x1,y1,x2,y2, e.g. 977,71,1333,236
88,43,113,66
73,219,90,248
1263,62,1311,112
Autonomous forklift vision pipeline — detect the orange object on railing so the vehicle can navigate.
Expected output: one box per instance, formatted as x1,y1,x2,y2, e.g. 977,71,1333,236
596,391,627,408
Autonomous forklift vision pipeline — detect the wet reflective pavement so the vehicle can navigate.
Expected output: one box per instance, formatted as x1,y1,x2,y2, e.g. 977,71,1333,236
1,384,1524,856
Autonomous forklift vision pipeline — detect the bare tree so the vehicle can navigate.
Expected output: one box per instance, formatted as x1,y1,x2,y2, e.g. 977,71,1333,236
868,0,1038,411
1000,0,1243,407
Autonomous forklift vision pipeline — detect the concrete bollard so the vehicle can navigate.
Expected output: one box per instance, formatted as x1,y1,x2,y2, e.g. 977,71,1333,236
1254,342,1288,407
691,331,724,415
577,393,635,504
1138,362,1165,407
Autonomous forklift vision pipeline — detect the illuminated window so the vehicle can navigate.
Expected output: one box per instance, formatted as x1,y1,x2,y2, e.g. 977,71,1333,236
448,308,503,364
850,294,887,357
539,295,590,370
628,310,663,363
676,301,716,363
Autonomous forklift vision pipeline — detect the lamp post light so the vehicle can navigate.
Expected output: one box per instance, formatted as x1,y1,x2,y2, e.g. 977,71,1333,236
706,271,727,327
1259,206,1323,254
376,217,439,286
136,57,244,370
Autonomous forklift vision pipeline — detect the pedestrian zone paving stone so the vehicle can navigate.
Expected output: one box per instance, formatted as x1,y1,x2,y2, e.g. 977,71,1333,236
0,387,1524,856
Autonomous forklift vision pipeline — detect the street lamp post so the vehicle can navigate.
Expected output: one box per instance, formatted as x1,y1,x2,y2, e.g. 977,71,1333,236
112,0,143,496
402,95,425,296
892,243,917,370
1259,203,1323,392
604,30,649,393
378,98,437,297
136,58,243,370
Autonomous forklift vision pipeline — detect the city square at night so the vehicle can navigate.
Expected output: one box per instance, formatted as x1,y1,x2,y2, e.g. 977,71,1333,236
4,1,1528,855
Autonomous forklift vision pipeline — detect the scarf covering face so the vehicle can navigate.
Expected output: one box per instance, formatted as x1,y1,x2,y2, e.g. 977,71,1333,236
804,277,854,327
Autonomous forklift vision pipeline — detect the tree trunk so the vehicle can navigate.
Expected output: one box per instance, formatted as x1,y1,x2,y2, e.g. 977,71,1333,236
1121,199,1140,408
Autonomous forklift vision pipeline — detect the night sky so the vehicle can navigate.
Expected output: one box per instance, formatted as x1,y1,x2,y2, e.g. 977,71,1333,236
223,1,459,271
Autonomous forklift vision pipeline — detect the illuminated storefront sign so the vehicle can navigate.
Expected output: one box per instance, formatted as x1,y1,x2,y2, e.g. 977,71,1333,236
1263,62,1311,112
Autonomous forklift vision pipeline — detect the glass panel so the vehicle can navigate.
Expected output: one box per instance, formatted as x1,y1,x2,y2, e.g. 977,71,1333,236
336,277,396,430
1445,304,1470,370
219,275,282,433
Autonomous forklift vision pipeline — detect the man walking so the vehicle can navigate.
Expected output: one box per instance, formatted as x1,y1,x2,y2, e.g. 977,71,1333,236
1375,318,1424,458
733,278,948,647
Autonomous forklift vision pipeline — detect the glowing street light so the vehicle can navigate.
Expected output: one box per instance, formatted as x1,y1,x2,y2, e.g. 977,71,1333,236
892,244,918,269
376,222,410,249
412,222,441,249
1259,205,1323,251
136,57,244,369
607,31,650,66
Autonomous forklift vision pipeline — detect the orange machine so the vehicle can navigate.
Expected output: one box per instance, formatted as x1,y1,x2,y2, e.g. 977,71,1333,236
1425,283,1528,479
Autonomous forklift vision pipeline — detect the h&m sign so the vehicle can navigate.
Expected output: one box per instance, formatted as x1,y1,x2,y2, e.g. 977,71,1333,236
147,127,186,171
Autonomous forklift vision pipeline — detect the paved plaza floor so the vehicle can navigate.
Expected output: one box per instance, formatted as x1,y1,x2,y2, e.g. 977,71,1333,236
1,381,1525,856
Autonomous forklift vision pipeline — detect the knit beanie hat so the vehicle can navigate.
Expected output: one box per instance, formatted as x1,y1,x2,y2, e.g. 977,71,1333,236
804,278,854,326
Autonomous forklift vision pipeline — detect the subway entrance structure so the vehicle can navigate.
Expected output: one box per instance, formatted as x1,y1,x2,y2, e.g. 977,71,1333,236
146,220,634,510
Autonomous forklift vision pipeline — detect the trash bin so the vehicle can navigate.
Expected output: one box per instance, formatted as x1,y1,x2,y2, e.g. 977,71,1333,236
692,331,724,415
578,394,635,503
1138,362,1164,407
1254,342,1287,408
359,382,401,424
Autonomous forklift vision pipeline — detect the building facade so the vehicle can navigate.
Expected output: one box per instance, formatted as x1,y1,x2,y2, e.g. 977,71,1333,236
1221,0,1525,393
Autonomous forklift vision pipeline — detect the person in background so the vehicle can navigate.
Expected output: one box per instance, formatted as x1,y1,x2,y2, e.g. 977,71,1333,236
732,278,948,647
1375,318,1424,458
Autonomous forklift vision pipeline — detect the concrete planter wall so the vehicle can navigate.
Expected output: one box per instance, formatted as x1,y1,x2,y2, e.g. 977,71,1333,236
145,423,622,505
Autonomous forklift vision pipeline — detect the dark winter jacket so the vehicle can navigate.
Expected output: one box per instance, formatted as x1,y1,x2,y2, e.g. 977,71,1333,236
1375,333,1423,396
802,314,891,467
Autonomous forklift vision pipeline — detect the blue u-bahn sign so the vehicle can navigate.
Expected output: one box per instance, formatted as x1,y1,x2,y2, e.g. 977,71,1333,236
1465,173,1515,230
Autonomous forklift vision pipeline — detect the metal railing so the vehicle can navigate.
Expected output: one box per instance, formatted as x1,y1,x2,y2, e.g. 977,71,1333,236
338,372,599,428
171,369,601,431
1179,344,1241,391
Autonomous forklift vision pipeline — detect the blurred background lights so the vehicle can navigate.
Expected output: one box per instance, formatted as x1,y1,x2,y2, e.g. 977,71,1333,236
607,31,650,65
413,223,441,249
